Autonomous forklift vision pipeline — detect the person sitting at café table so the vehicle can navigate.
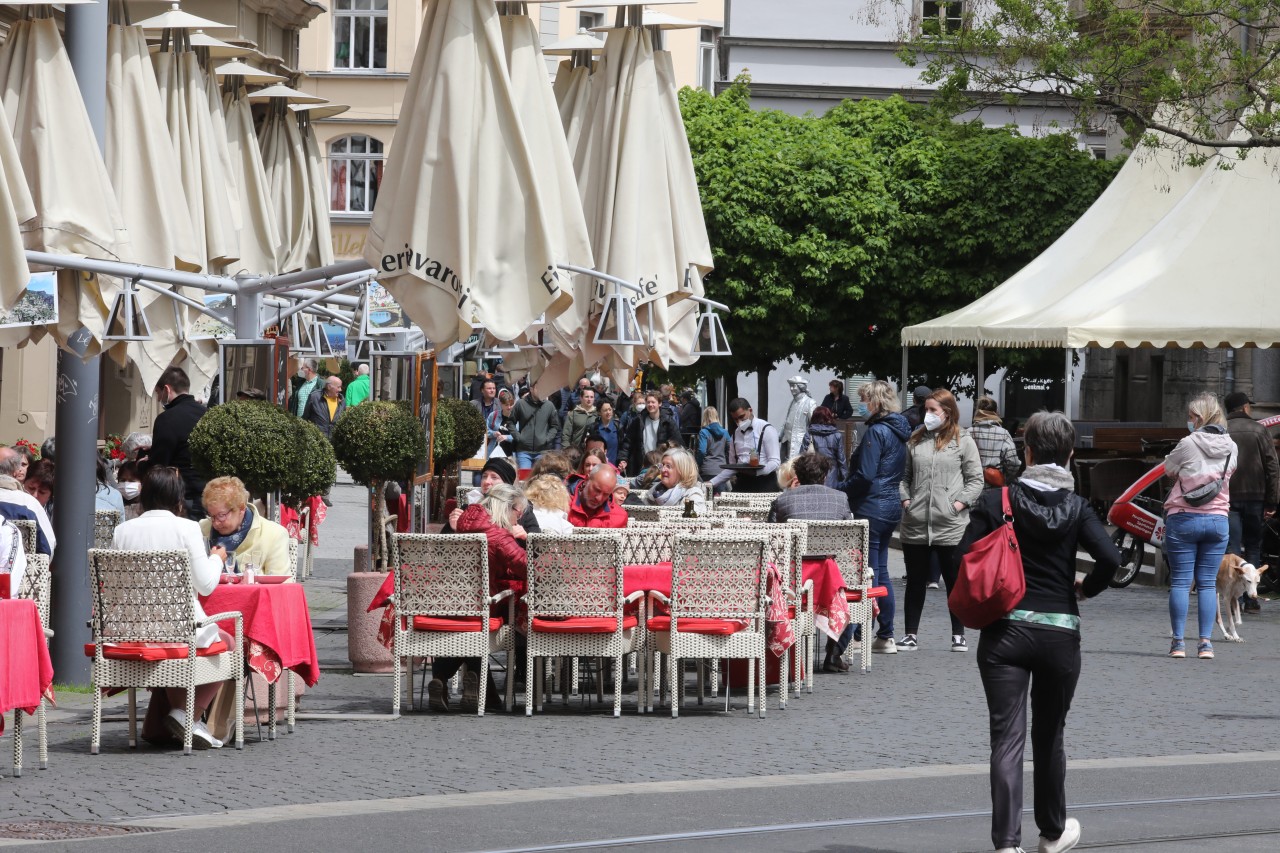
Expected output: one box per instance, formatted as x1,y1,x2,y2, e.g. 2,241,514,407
567,447,610,497
568,464,629,528
638,447,706,515
768,453,853,523
524,474,574,534
198,476,292,578
445,457,540,541
111,466,232,749
528,450,573,482
428,483,529,714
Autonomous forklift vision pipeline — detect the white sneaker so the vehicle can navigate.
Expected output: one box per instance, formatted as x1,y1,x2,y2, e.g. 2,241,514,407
193,721,223,749
871,637,897,654
995,848,1026,853
165,709,219,749
927,581,940,589
1038,818,1080,853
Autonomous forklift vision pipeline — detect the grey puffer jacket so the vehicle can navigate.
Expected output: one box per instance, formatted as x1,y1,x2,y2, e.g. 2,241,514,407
898,427,984,545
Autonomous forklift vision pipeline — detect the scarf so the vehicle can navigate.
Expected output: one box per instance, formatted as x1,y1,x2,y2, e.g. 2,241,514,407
1019,463,1076,492
210,507,255,554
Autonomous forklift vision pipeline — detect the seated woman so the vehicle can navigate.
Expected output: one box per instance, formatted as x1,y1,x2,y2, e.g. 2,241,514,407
528,450,573,482
23,459,54,511
639,447,706,515
111,466,230,749
428,484,528,714
95,456,125,515
566,447,609,497
198,476,292,578
625,449,666,494
524,474,574,534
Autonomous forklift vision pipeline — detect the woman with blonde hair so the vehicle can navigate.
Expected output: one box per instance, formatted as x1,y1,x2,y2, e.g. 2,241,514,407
640,447,706,514
696,406,729,486
524,474,573,534
898,388,983,652
199,476,292,577
1163,391,1237,659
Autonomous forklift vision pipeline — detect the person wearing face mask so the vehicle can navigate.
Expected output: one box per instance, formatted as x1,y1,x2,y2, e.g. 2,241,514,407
94,456,125,515
898,388,983,652
149,366,207,520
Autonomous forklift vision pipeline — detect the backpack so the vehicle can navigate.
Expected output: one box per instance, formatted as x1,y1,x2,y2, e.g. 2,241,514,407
949,487,1026,629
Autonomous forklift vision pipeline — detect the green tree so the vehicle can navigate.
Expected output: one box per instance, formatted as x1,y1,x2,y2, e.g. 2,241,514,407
890,0,1280,153
677,80,1119,388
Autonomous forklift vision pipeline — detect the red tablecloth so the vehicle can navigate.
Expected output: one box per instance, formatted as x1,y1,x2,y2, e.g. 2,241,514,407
201,584,320,687
0,599,53,736
623,562,672,598
801,557,849,641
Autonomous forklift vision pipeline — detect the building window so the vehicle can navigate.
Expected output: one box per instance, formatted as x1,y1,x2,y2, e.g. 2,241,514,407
334,0,388,70
698,27,721,91
330,136,384,214
921,1,964,37
577,11,605,31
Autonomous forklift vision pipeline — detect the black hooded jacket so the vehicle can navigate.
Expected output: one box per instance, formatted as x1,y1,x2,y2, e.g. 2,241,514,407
956,470,1120,620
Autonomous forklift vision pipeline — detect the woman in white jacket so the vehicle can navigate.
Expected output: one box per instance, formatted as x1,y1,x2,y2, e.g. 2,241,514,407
111,466,230,749
1163,392,1237,660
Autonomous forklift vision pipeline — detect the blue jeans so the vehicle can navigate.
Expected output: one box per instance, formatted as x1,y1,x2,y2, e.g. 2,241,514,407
514,451,541,469
1164,511,1229,640
859,515,898,639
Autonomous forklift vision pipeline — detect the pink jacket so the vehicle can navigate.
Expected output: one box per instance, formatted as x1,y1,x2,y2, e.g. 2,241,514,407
1164,427,1237,516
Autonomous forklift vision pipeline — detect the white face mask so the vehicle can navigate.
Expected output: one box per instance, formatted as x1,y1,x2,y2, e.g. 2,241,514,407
119,481,141,501
1187,420,1197,433
923,412,945,432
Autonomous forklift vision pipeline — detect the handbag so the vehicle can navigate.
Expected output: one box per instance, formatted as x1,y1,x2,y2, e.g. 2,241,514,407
949,487,1026,630
1182,456,1230,507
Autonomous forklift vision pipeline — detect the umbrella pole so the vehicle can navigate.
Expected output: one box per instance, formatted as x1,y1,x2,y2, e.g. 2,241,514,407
49,0,108,685
900,346,909,409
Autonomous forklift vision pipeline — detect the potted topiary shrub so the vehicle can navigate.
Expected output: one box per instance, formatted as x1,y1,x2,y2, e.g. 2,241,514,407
281,418,338,510
430,397,486,521
330,400,427,569
189,400,301,501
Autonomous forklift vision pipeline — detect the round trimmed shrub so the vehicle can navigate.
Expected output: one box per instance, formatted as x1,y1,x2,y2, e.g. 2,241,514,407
189,401,298,497
331,400,427,489
433,397,485,468
282,418,337,508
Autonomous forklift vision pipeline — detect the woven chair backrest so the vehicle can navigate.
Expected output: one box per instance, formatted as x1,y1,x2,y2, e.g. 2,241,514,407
714,493,777,510
623,505,663,523
525,532,624,618
670,532,768,620
12,520,36,556
16,553,51,628
393,533,489,618
287,538,299,579
93,510,122,550
801,519,870,588
655,506,738,522
87,548,197,644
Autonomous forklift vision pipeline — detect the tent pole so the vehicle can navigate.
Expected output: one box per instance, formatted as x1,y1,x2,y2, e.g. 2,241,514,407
1064,348,1073,417
51,0,109,685
977,346,986,398
900,346,909,408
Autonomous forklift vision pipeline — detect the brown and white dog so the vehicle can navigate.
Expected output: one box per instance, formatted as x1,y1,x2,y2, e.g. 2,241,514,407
1216,554,1268,643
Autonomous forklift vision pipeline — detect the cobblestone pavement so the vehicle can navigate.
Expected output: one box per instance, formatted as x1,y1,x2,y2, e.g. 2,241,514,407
4,478,1280,829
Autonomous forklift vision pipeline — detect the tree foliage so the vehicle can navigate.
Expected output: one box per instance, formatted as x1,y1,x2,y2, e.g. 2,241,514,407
432,397,485,468
678,80,1119,386
281,419,338,509
190,401,302,497
331,401,426,488
888,0,1280,153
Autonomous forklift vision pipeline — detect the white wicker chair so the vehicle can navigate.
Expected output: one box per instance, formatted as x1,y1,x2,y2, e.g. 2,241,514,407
622,505,663,523
713,493,778,512
655,506,739,522
801,519,875,673
93,510,121,549
11,519,36,557
524,533,641,717
86,549,245,755
390,533,516,716
12,553,51,775
648,531,772,718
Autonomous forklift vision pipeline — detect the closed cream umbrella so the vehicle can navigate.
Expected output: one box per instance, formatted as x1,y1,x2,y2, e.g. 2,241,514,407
222,80,284,275
292,103,345,269
0,74,33,322
254,85,322,273
499,10,594,347
0,14,130,356
363,0,569,349
105,21,203,390
547,30,601,145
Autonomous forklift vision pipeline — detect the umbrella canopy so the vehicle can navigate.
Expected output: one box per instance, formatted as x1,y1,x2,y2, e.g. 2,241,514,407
258,100,313,273
295,110,335,270
105,22,203,390
500,12,594,346
0,16,130,355
553,58,593,167
223,84,284,275
364,0,569,348
214,60,284,84
0,79,33,319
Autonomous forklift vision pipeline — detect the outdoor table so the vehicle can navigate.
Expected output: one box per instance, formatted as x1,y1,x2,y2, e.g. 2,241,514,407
801,556,850,641
0,598,53,736
200,582,321,688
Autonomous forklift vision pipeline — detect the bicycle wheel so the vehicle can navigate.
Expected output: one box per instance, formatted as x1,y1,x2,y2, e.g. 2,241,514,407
1109,529,1143,588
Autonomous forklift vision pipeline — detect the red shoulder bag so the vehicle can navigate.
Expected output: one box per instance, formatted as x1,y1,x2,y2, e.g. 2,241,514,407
949,487,1025,630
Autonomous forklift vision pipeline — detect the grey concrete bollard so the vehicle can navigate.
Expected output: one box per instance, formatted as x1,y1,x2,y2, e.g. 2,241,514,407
348,546,394,673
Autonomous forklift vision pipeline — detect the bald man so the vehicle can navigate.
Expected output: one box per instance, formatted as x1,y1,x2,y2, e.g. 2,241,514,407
567,464,628,528
0,447,54,554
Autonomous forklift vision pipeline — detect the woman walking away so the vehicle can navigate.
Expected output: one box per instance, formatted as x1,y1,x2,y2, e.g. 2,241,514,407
1164,392,1237,660
696,407,729,489
841,380,912,654
970,397,1021,487
959,411,1119,853
898,388,983,652
799,406,846,488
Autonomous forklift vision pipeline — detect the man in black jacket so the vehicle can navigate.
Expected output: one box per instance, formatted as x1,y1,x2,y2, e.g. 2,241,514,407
149,366,207,519
1224,391,1279,611
619,391,681,473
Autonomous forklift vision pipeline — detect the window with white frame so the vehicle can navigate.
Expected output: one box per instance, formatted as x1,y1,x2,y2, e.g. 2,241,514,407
577,11,605,31
333,0,388,70
329,135,385,214
698,26,721,92
920,0,965,36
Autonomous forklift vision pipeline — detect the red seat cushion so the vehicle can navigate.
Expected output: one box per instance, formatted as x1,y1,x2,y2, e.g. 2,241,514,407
411,615,505,633
530,615,638,634
646,616,748,635
845,586,889,602
83,639,230,661
787,605,797,619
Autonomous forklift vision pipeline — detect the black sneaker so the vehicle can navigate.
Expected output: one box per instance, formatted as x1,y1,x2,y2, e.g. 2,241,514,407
427,678,450,713
951,635,968,653
898,634,918,651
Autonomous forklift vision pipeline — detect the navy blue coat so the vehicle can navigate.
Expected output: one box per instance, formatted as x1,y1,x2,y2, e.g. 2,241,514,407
840,412,912,523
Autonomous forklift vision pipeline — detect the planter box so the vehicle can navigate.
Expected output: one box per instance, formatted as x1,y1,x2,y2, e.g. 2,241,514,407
348,561,394,673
